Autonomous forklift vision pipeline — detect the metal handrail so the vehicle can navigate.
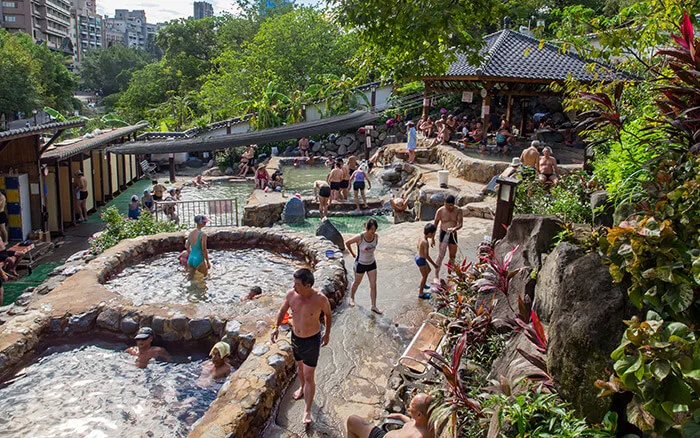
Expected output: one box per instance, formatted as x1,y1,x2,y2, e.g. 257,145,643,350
154,198,239,228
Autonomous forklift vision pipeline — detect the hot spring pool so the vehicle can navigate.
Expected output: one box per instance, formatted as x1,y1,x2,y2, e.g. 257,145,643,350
279,165,384,197
0,341,219,438
104,249,306,305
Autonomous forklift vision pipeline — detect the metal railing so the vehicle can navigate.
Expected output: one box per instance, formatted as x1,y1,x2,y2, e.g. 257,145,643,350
154,198,239,228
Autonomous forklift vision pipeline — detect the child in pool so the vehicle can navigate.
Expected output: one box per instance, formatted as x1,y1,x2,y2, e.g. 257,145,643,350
415,223,438,299
179,249,189,268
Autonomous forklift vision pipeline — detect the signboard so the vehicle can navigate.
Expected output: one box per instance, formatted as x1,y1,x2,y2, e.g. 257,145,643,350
366,135,372,150
461,91,473,103
423,98,431,106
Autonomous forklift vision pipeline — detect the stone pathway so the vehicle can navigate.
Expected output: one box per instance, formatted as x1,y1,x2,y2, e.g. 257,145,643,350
263,218,492,437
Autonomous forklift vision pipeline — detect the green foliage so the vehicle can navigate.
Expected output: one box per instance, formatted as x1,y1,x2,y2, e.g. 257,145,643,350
201,8,358,119
596,311,699,436
78,45,152,97
0,30,77,119
215,148,243,171
116,60,181,122
89,206,185,254
333,0,503,80
514,170,595,224
485,388,589,437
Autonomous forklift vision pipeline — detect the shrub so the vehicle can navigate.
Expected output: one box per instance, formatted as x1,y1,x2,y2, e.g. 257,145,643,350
89,206,185,254
514,169,595,224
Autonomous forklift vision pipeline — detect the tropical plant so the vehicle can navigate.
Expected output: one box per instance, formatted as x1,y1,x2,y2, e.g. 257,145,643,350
596,311,699,436
485,386,590,438
89,206,185,254
425,334,483,434
236,82,291,130
474,246,521,313
514,310,554,389
514,170,597,224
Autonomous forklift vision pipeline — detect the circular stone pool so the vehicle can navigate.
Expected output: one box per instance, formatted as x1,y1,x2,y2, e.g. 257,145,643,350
0,340,219,438
104,249,306,305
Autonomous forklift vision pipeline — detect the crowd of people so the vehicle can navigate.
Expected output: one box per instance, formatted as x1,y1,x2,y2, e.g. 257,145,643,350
127,180,182,221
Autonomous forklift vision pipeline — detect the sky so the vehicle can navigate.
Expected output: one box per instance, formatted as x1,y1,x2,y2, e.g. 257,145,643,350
97,0,320,25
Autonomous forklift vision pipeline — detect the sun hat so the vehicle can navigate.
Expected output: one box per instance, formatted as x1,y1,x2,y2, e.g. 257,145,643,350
510,157,522,167
134,326,154,340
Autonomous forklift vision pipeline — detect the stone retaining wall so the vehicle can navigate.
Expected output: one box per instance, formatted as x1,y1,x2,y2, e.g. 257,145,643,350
0,227,347,437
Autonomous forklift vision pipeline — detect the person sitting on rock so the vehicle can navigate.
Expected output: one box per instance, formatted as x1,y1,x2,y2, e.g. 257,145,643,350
520,140,540,170
254,164,270,190
346,393,434,438
271,170,284,191
126,327,171,369
201,341,232,380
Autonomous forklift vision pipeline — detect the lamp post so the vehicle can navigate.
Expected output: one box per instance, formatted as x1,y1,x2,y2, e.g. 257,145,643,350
32,109,38,126
491,176,520,242
363,125,373,161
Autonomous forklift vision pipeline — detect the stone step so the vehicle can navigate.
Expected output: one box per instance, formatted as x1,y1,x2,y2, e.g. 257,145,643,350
306,199,384,212
306,208,386,218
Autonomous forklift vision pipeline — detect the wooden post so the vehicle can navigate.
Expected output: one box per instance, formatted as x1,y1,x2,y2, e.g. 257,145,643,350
169,153,176,183
68,157,76,227
422,81,431,118
520,100,528,136
54,162,63,235
506,96,513,128
370,87,376,109
481,84,492,135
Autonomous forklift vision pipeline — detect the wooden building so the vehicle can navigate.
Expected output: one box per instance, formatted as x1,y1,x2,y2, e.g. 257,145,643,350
0,122,147,240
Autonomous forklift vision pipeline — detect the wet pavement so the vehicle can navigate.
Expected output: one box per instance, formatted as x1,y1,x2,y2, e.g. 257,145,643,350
263,218,493,437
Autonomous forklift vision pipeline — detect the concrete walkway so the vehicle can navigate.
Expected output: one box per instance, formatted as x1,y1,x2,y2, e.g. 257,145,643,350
263,218,492,437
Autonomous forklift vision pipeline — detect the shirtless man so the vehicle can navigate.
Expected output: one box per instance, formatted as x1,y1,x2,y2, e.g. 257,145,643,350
126,327,171,369
314,180,332,218
347,393,434,438
200,341,232,380
271,268,332,425
341,160,351,200
520,140,541,169
74,170,88,222
327,161,345,203
538,146,558,184
0,191,7,244
152,180,167,201
433,195,463,268
299,137,310,158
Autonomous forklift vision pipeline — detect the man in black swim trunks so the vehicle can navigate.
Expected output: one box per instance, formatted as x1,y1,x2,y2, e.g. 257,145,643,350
327,161,345,203
314,180,332,218
433,194,463,270
271,268,332,425
347,393,434,438
74,170,89,223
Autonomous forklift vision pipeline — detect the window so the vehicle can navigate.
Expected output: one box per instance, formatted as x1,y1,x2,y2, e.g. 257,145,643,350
4,15,17,22
2,2,17,7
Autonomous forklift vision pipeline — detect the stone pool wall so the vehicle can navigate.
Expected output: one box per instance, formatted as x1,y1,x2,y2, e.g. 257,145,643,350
0,227,347,437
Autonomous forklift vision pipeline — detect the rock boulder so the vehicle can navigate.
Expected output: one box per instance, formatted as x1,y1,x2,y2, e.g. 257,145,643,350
316,218,345,250
542,246,631,423
281,197,305,225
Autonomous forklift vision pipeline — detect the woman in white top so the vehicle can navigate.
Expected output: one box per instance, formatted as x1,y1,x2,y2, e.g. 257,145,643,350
345,218,381,314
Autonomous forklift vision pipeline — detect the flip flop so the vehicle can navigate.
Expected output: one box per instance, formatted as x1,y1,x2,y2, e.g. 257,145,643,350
418,293,431,299
371,307,383,315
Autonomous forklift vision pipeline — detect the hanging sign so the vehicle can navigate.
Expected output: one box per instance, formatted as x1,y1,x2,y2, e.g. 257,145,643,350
481,105,490,118
461,91,473,103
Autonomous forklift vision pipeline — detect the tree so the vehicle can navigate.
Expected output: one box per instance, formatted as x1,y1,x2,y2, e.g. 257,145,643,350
201,8,358,118
236,82,291,129
332,0,504,80
116,60,180,122
79,45,152,96
0,30,77,121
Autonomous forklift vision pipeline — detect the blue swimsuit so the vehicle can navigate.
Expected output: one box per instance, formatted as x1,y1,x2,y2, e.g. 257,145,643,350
187,232,204,268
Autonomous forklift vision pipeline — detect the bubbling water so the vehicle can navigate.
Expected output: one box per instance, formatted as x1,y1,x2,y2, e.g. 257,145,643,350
104,249,306,305
0,341,220,438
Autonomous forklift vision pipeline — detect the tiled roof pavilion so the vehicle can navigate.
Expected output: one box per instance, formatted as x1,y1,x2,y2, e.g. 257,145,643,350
423,29,632,94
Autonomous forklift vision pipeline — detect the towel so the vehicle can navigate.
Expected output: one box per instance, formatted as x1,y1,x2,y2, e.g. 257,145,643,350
209,341,231,358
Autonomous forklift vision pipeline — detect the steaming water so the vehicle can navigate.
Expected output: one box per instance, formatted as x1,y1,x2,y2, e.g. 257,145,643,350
279,165,383,197
0,341,220,438
104,249,305,305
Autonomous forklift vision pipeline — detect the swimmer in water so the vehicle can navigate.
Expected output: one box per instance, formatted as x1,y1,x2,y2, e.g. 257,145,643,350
126,327,171,368
200,341,232,380
186,215,210,276
242,285,263,301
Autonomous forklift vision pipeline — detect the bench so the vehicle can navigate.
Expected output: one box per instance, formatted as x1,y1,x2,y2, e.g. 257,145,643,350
140,160,158,179
395,312,449,386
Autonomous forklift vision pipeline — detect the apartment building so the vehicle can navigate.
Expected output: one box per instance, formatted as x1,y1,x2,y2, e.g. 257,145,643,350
193,1,212,20
1,0,73,54
104,9,157,51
